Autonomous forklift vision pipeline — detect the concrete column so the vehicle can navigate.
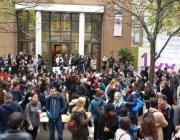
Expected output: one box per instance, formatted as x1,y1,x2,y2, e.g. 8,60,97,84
79,13,85,55
36,11,42,56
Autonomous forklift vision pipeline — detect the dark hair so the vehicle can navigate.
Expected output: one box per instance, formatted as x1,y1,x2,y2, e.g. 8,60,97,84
30,92,38,98
13,82,20,87
95,89,104,97
150,98,158,108
119,117,131,130
141,117,158,139
158,94,167,101
126,84,133,94
119,106,128,117
8,112,24,130
105,103,115,112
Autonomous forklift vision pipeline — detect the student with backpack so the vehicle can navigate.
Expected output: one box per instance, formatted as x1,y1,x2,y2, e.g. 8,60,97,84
115,117,131,140
88,89,105,140
144,98,168,140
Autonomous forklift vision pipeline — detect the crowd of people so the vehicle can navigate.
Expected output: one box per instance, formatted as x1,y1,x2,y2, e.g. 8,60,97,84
0,52,180,140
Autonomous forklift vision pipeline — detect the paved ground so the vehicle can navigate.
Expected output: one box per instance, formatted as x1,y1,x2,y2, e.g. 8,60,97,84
37,123,71,140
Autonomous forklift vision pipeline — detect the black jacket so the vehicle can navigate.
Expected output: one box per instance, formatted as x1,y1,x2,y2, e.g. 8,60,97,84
161,86,174,106
99,113,119,140
162,105,174,140
0,102,22,133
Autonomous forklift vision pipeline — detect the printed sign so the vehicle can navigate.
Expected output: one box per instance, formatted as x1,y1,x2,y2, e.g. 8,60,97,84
139,34,180,72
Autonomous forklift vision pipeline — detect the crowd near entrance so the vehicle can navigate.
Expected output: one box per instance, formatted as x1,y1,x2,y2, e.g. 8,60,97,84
0,52,180,140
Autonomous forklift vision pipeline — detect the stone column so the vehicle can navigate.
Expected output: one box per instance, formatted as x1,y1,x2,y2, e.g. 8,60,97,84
79,13,85,55
36,11,42,56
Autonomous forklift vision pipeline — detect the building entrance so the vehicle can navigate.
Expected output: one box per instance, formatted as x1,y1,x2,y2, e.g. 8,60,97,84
52,43,69,66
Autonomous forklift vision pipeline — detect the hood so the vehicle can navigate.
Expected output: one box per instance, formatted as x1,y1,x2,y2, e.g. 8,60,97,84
145,107,158,113
1,102,17,112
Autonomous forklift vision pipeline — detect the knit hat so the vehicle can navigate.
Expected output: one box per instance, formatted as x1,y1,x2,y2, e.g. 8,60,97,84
105,104,115,112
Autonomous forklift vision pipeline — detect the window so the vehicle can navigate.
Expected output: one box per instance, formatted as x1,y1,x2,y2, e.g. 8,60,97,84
17,11,35,55
85,14,102,56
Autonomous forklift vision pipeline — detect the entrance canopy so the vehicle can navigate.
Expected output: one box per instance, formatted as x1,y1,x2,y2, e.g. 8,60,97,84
15,3,104,13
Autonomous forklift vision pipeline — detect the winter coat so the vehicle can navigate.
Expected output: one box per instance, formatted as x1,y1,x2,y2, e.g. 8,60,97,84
0,102,23,133
161,86,174,106
71,109,89,140
124,93,137,119
25,101,41,127
45,93,67,120
88,97,105,119
161,105,174,140
99,113,119,140
105,86,116,103
10,90,24,104
144,108,168,140
174,103,180,127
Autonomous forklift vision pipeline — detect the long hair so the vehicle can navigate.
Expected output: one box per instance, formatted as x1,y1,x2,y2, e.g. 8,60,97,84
113,92,124,107
141,116,158,139
108,79,118,89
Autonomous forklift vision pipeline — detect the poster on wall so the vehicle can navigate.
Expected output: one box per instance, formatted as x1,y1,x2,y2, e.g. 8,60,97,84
114,15,123,36
138,34,180,73
113,5,123,36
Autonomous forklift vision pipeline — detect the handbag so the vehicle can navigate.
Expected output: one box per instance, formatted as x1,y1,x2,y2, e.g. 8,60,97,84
132,98,144,112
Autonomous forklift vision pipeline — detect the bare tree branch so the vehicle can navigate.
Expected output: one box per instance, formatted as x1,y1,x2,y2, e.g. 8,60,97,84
111,0,152,41
155,27,180,60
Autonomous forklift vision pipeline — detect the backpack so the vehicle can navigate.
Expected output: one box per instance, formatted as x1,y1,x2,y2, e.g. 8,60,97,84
96,101,105,119
132,98,144,112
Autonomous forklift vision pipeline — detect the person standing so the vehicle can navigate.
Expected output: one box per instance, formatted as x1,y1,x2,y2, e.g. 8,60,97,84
174,102,180,129
0,112,32,140
10,82,24,105
88,89,105,140
170,72,179,105
144,98,168,140
45,86,67,140
37,54,44,73
108,56,115,69
0,92,23,133
161,80,174,106
24,93,41,140
102,56,107,71
158,94,174,140
99,104,119,140
70,97,90,140
115,117,131,140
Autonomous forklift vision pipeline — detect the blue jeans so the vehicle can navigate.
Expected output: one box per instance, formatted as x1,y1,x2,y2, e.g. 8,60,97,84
49,118,63,140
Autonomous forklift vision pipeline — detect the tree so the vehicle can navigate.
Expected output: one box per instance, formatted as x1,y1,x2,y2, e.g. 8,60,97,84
109,0,180,84
118,48,135,64
0,0,53,33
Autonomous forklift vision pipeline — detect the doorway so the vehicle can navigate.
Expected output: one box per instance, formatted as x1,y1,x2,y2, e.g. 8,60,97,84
52,43,69,66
